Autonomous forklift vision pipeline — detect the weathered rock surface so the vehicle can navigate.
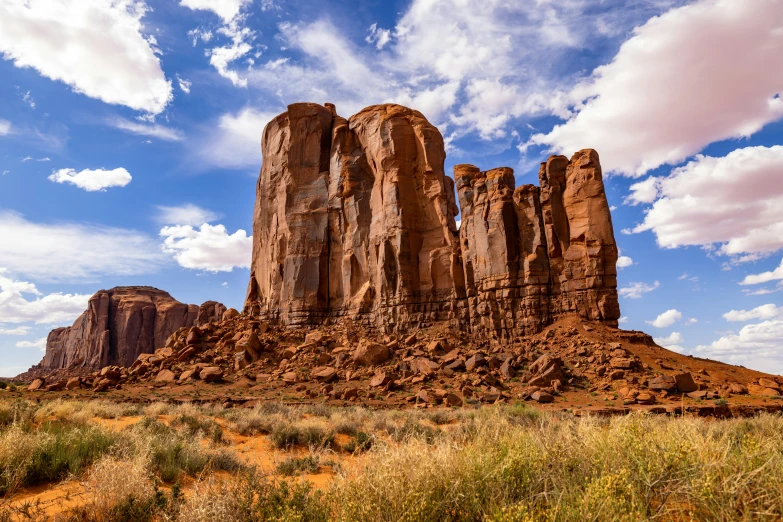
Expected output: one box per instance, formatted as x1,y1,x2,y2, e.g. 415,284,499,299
35,287,225,370
245,102,619,343
195,301,227,326
456,151,619,342
245,103,463,330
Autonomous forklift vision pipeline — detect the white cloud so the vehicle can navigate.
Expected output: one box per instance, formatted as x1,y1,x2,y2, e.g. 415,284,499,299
723,304,783,323
177,75,192,94
618,316,628,325
16,337,47,351
21,156,33,162
653,331,684,352
110,118,184,141
741,258,783,286
628,146,783,259
529,0,783,176
366,23,391,50
0,325,29,335
21,90,35,109
618,281,659,299
696,320,783,373
685,318,698,325
237,1,681,141
0,211,167,282
0,270,89,324
160,223,251,272
37,157,50,162
179,0,250,23
0,0,173,115
202,17,254,87
0,119,10,135
187,27,213,46
155,204,220,226
48,167,132,191
648,309,682,328
199,107,278,168
616,248,633,268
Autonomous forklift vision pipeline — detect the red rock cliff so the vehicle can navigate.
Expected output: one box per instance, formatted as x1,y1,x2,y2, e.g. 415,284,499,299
39,287,224,369
245,103,619,342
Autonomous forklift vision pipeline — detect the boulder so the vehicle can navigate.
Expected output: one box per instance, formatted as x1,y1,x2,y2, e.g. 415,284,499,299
28,378,45,391
674,372,698,393
195,301,227,326
65,377,81,390
200,367,223,382
648,375,677,391
312,367,338,383
222,308,240,321
531,391,554,403
352,342,391,366
155,369,176,383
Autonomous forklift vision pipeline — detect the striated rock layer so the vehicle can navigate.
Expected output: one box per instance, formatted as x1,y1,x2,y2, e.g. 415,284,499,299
245,102,619,342
38,287,224,369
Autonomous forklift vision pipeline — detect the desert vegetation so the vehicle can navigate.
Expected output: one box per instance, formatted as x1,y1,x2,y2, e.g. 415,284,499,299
1,399,782,521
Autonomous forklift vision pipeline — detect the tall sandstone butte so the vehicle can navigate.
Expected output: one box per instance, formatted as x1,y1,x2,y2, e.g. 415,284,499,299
245,103,620,342
39,287,223,369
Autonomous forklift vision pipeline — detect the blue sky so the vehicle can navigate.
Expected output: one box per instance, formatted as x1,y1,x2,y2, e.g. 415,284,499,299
2,0,783,377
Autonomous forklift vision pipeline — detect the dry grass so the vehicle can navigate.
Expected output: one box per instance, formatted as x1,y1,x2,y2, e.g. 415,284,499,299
2,399,783,521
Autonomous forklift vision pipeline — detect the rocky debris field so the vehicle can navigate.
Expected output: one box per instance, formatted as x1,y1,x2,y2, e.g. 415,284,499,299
20,313,783,417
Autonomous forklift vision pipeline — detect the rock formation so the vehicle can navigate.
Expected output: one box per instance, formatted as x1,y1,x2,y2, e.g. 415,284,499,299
245,102,619,342
456,151,620,342
245,103,464,329
38,287,224,369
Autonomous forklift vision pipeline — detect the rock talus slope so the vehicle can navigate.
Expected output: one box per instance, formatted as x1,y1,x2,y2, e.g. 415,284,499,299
37,287,224,369
245,103,619,342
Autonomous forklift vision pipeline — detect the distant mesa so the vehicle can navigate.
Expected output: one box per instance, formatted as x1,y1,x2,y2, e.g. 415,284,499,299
32,286,225,371
244,102,619,344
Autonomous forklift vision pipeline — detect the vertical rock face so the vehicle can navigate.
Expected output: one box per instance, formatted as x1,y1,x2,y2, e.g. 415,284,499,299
246,102,619,341
246,103,464,330
38,287,223,369
456,151,620,343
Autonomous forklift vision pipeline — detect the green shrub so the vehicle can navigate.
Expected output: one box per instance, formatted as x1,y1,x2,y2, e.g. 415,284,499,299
276,455,320,476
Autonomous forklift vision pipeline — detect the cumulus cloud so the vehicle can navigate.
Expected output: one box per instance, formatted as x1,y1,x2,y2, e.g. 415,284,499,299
741,258,783,286
160,223,252,272
109,118,184,141
653,331,684,352
155,204,220,226
0,211,167,282
237,1,682,140
618,316,628,325
48,167,132,191
0,0,173,114
696,320,783,373
16,338,47,351
618,281,659,299
0,119,11,135
0,270,89,324
723,304,783,323
616,248,633,268
529,0,783,176
199,107,278,168
179,0,250,23
627,146,783,259
648,309,682,328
